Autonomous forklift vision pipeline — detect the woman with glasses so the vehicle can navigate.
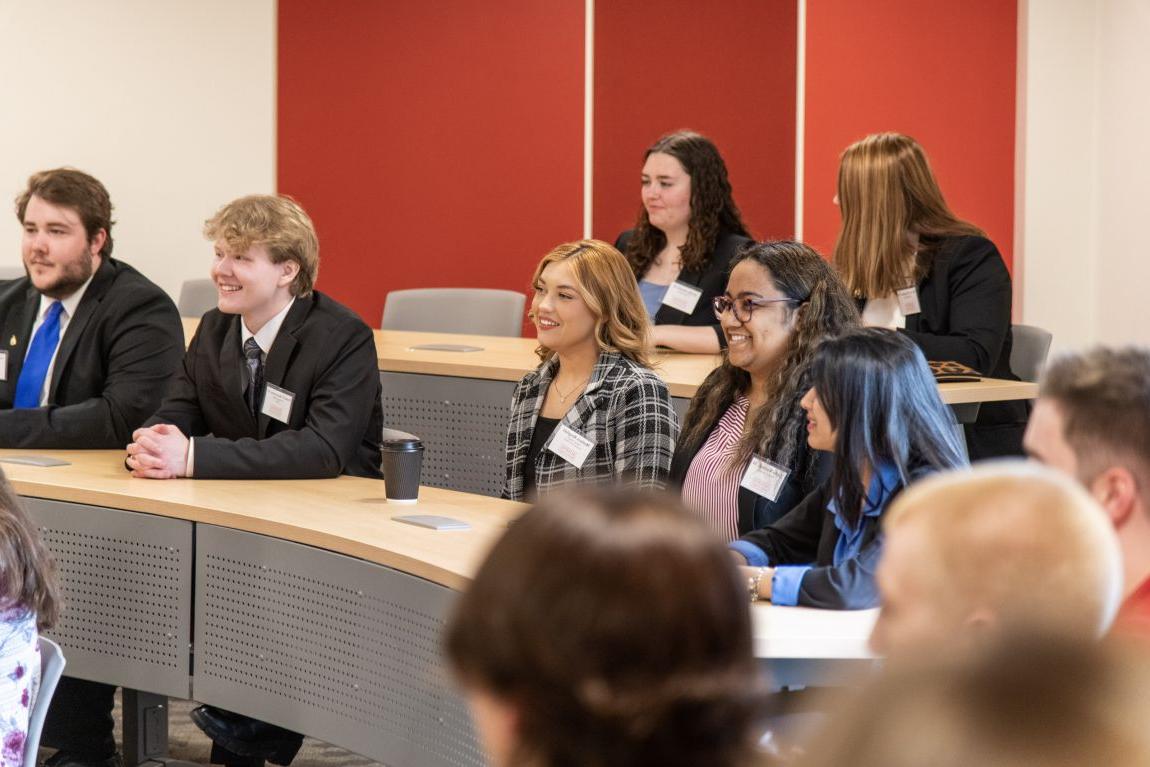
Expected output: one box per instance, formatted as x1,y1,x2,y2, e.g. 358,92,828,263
615,130,752,353
502,240,678,501
834,132,1024,459
669,241,859,541
732,328,968,609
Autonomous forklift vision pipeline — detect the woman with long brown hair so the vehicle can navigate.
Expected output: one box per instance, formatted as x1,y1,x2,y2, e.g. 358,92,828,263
616,130,752,354
670,241,859,541
502,240,678,501
833,132,1025,459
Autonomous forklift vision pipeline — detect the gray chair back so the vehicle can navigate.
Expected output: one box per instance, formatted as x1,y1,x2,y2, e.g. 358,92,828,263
381,288,525,337
1010,324,1054,383
0,265,25,281
178,278,217,317
24,637,66,767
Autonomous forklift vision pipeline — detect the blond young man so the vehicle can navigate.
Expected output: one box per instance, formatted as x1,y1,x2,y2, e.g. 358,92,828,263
870,462,1123,658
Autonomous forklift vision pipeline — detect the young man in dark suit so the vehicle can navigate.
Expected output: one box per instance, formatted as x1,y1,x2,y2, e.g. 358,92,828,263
5,169,184,767
127,194,383,765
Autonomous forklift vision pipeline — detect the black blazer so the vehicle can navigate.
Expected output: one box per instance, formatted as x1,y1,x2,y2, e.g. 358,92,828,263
901,235,1027,459
740,466,931,609
0,257,183,448
615,229,752,348
146,291,383,479
669,405,830,534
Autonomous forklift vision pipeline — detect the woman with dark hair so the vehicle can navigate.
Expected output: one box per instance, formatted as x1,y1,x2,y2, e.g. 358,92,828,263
445,488,768,767
616,130,752,353
670,241,859,541
731,328,967,609
503,240,678,501
833,132,1024,459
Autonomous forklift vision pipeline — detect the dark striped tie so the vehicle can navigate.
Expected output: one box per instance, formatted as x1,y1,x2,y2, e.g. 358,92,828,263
243,337,264,416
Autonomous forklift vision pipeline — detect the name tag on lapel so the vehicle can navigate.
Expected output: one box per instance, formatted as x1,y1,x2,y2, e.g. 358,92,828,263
896,286,921,316
661,281,703,314
0,350,7,381
547,422,595,468
261,383,295,424
740,456,790,502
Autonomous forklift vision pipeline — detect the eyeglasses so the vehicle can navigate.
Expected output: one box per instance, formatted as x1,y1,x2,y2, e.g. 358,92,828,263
712,295,799,323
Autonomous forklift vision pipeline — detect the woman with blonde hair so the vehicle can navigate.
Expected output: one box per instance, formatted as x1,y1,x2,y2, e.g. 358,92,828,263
833,132,1025,459
502,240,677,501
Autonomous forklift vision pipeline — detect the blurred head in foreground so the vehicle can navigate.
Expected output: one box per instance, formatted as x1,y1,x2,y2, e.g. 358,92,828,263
870,461,1123,658
798,634,1150,767
445,487,766,767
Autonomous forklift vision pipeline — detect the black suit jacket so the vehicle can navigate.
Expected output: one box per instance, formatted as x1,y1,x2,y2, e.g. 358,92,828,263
615,229,752,348
146,291,383,479
900,235,1027,459
0,257,183,448
668,406,830,534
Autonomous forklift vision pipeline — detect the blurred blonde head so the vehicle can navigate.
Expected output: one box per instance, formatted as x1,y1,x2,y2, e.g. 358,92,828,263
871,461,1123,657
529,239,652,366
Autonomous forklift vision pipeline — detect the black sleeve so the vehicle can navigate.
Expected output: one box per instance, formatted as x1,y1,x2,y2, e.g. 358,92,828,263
792,525,883,609
902,237,1012,374
739,484,830,564
145,323,210,438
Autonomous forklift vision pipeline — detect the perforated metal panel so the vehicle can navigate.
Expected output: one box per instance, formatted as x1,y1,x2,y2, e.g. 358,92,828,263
380,371,513,497
24,498,193,698
194,525,481,767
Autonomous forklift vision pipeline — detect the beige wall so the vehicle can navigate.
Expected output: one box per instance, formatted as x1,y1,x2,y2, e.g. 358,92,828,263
0,0,276,302
1018,0,1150,351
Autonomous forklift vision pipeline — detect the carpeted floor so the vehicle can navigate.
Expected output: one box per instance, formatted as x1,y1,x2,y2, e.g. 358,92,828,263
43,693,385,767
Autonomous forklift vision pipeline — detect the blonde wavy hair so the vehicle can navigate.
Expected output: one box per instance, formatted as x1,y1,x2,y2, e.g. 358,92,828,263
833,133,983,298
204,194,320,296
529,239,652,367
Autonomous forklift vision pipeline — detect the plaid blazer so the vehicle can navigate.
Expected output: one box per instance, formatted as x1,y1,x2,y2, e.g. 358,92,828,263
502,351,678,501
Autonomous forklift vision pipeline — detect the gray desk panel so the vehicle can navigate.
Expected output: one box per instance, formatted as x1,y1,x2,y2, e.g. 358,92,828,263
380,371,513,497
194,524,481,767
24,498,193,698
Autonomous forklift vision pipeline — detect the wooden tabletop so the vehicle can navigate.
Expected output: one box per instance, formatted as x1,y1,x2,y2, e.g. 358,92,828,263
179,319,1037,405
1,450,524,591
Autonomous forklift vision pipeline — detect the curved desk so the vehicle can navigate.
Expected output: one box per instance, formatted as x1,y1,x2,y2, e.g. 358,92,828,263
2,450,875,767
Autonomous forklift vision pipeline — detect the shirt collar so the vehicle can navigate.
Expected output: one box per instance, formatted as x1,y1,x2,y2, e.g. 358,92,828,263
828,460,903,521
241,297,295,354
38,271,95,321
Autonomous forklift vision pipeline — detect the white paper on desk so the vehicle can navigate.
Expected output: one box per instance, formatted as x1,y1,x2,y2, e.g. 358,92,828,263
0,455,71,467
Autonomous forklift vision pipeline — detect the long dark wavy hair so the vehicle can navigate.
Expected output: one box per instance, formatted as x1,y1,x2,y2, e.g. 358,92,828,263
679,241,860,477
624,130,751,277
810,328,968,528
446,487,767,767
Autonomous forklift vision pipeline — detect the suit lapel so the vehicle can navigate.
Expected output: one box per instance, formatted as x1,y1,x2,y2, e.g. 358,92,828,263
218,315,259,434
49,259,116,401
0,287,40,402
257,297,309,437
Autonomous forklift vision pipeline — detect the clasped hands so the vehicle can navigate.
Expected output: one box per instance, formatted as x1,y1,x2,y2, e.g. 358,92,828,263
125,424,190,479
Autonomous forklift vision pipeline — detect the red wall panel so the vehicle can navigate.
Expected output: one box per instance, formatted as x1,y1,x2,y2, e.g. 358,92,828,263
592,0,797,245
803,0,1017,268
278,0,584,325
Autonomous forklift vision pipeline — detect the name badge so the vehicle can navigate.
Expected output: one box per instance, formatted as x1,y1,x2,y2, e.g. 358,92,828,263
661,281,704,315
546,422,595,468
896,286,921,316
260,382,295,424
740,456,790,502
0,350,7,381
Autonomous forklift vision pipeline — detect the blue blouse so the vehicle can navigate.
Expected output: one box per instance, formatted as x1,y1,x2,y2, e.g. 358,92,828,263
638,280,669,321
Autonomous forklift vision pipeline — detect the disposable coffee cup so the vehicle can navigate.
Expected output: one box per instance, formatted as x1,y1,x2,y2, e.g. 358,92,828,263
381,431,424,504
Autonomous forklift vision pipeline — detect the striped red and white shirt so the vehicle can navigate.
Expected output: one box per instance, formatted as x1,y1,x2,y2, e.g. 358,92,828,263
682,397,750,542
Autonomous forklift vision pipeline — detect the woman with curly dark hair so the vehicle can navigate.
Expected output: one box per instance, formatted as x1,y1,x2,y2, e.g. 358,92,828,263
615,130,752,353
445,487,769,767
670,241,859,541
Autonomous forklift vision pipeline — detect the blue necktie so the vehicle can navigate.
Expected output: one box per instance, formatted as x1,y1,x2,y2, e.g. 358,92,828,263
14,301,64,408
